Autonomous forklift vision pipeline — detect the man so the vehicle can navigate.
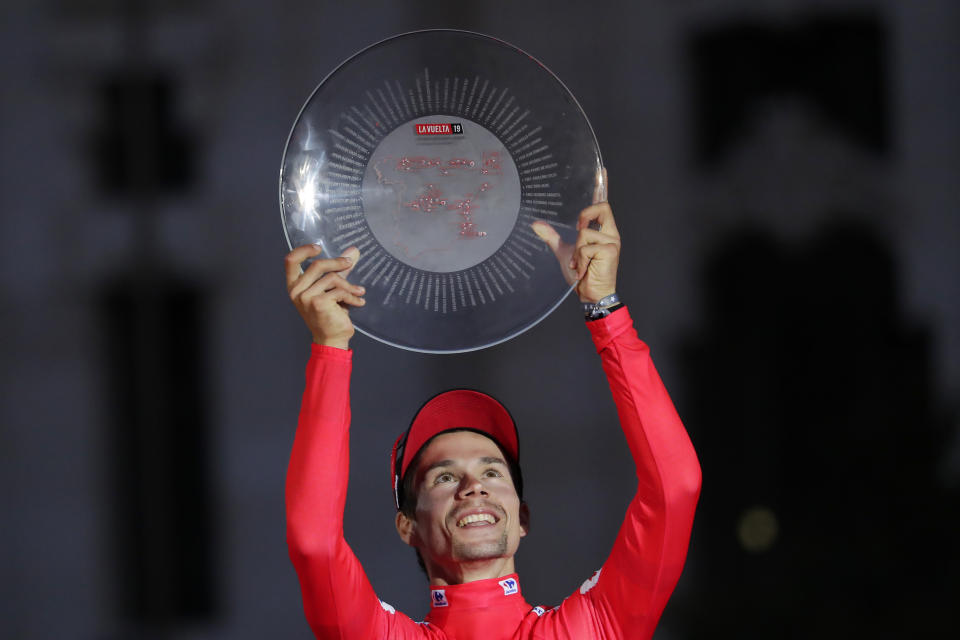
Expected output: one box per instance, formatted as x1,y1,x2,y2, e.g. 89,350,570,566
284,191,701,639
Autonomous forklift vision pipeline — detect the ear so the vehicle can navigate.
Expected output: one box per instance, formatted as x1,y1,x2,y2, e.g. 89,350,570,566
395,510,416,546
519,502,530,538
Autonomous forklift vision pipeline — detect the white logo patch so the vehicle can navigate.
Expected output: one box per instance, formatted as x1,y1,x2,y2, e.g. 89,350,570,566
379,600,396,614
431,589,448,607
532,606,546,616
498,577,519,595
579,568,602,595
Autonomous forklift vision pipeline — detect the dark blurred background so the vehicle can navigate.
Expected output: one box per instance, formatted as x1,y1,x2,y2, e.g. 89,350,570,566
2,1,957,638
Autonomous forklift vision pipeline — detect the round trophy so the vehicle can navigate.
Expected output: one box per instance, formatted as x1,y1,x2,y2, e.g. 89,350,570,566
280,30,602,353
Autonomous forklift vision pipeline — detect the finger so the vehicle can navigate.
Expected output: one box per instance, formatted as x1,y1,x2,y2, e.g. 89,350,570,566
592,167,608,204
300,247,362,289
303,282,366,308
294,270,365,302
301,284,366,319
575,242,618,282
318,271,365,296
285,243,324,289
290,254,355,296
531,220,563,255
531,220,578,286
571,226,621,271
335,246,361,279
574,227,621,252
577,202,619,238
328,287,367,308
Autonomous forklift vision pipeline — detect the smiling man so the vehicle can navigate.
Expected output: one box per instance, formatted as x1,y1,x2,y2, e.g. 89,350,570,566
284,196,701,639
392,391,529,586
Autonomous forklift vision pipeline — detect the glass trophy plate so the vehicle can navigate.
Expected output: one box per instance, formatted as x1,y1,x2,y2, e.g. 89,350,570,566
280,29,602,353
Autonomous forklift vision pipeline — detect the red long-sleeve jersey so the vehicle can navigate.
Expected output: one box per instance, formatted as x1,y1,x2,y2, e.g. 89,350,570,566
286,308,701,639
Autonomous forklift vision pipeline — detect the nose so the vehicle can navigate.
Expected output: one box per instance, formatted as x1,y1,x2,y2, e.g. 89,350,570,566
457,474,488,499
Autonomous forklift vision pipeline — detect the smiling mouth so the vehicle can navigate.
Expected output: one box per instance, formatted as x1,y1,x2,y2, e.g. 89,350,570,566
456,513,498,527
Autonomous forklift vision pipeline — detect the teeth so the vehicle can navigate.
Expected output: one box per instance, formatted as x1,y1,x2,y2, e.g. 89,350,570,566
457,513,496,527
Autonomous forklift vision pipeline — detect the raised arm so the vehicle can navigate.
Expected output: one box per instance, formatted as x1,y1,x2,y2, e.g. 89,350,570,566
580,307,701,638
574,199,699,638
532,187,701,639
283,246,422,638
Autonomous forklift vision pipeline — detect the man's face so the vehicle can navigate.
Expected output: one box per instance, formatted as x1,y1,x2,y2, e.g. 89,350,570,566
401,431,527,572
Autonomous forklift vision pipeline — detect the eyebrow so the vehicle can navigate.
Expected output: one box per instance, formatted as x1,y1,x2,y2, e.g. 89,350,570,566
423,456,507,475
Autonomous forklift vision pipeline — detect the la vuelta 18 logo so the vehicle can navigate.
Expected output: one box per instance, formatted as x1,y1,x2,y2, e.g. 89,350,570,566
415,122,463,135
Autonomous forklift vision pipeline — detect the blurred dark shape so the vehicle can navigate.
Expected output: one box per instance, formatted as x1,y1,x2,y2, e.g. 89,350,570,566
92,70,195,195
688,12,889,165
680,220,958,637
88,4,213,624
99,277,216,624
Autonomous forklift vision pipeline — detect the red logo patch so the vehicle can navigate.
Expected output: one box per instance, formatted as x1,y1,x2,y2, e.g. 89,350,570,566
415,123,463,135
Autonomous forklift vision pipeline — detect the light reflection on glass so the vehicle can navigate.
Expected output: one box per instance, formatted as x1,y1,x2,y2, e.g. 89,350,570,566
291,156,323,231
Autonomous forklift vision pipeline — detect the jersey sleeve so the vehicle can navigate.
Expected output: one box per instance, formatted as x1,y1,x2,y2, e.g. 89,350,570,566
537,308,702,639
285,345,428,639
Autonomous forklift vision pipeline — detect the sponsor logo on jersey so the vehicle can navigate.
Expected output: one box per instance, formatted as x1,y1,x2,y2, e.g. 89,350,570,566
415,122,463,136
532,606,546,616
579,568,602,594
499,577,519,596
431,589,448,607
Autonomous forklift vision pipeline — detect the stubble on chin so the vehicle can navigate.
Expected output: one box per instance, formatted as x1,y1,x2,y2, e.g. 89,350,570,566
452,530,509,561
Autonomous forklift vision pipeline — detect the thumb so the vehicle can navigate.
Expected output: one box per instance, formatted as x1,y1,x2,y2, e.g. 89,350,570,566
532,221,578,287
337,246,361,278
531,221,563,258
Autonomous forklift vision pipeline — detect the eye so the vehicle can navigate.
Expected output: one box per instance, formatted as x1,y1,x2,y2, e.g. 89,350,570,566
433,472,455,485
483,468,503,478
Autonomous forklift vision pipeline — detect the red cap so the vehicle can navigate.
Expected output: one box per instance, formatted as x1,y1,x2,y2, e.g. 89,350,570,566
391,389,520,510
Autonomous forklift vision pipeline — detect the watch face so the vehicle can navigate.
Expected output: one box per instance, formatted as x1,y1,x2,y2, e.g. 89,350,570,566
280,30,602,353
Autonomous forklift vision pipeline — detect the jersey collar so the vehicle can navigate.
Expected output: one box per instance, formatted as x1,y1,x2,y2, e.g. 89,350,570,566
429,573,522,610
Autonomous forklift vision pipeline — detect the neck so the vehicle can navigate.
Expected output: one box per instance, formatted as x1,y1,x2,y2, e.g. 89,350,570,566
426,556,517,586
